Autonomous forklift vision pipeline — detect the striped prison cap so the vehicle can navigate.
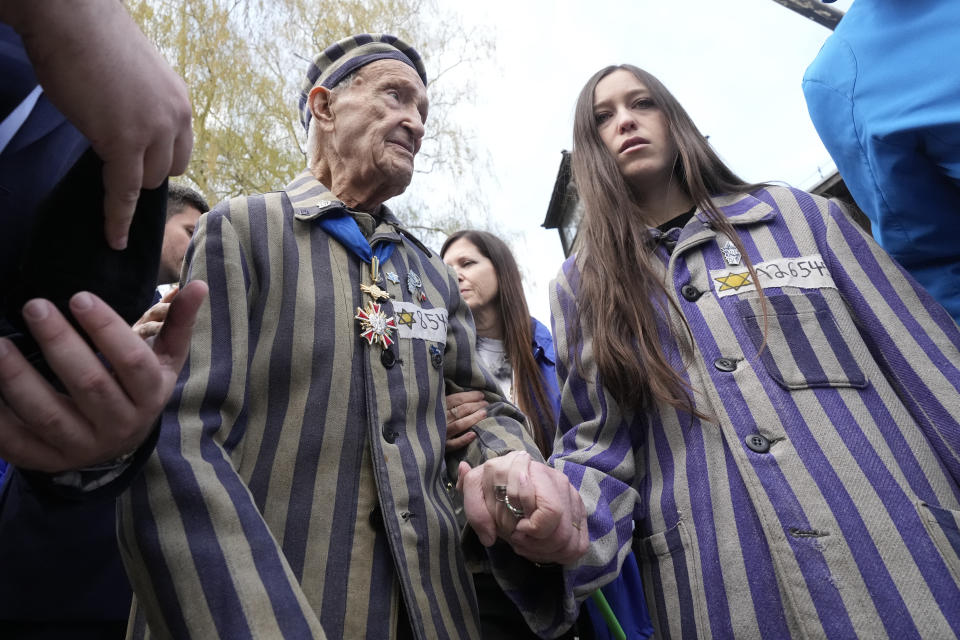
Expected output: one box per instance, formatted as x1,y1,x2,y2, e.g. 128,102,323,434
298,33,427,132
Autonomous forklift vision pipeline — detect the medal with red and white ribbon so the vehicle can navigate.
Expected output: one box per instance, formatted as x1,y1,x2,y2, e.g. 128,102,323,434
355,300,397,348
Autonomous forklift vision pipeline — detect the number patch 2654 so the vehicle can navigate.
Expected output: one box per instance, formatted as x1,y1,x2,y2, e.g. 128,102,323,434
709,254,835,299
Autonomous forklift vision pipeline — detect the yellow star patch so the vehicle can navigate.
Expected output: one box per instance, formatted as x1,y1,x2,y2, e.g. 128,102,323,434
714,271,753,292
396,310,415,328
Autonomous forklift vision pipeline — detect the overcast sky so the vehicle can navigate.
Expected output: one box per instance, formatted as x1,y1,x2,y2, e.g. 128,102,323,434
423,0,853,324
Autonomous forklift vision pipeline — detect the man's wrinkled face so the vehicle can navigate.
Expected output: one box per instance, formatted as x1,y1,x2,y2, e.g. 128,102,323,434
323,60,428,197
158,205,202,284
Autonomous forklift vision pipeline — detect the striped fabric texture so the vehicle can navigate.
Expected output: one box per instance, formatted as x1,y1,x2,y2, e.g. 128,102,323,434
118,171,541,640
523,186,960,638
297,33,427,132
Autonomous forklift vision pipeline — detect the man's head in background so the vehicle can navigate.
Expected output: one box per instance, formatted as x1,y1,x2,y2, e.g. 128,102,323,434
159,183,208,284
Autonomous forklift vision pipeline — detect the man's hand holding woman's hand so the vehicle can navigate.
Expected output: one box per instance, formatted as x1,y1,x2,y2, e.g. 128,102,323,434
457,451,588,565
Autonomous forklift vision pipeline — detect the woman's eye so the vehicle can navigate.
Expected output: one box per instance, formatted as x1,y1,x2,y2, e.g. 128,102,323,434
634,98,654,109
594,112,611,125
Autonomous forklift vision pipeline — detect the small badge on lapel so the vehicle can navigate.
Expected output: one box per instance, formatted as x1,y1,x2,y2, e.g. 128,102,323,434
720,240,742,266
407,271,422,295
429,344,443,369
386,271,400,285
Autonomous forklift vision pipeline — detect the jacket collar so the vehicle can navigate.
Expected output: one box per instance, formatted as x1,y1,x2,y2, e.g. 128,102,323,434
285,170,406,251
286,170,402,226
645,189,777,259
694,190,777,227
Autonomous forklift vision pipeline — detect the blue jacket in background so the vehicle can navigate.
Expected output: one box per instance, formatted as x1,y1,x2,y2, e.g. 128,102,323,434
533,318,652,640
803,0,960,324
532,317,561,444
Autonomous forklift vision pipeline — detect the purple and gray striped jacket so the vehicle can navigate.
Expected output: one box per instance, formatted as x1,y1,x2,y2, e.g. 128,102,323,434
525,186,960,638
117,171,541,639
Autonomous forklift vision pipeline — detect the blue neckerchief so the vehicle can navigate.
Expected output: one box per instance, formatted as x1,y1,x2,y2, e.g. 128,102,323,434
317,209,395,265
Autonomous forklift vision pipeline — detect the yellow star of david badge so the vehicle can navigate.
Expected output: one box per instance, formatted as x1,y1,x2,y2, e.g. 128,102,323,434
714,271,753,292
396,310,415,328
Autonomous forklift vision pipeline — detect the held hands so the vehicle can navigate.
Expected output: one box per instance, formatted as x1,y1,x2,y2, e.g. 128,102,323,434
0,281,207,473
132,286,179,341
444,390,488,451
457,451,588,565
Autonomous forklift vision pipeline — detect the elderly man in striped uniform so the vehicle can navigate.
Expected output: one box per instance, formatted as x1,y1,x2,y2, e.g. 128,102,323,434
115,34,586,640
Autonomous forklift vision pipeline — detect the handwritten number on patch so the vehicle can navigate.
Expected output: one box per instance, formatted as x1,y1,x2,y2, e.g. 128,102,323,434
809,259,827,276
393,301,449,342
756,260,827,281
709,254,835,299
417,310,444,331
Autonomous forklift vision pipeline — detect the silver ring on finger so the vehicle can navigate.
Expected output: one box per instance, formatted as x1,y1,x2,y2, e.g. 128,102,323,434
494,484,508,503
504,495,525,519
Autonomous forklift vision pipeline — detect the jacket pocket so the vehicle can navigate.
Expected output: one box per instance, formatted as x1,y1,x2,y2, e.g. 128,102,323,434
737,290,869,390
635,520,707,638
917,500,960,586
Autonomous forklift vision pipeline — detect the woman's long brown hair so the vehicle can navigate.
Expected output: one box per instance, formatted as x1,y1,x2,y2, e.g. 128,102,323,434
441,230,554,456
572,64,767,418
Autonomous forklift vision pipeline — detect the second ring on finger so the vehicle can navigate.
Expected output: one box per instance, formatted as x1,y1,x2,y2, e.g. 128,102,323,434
504,494,525,519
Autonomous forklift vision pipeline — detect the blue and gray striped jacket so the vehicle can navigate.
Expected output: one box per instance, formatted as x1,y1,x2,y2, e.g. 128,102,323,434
522,186,960,638
118,171,541,639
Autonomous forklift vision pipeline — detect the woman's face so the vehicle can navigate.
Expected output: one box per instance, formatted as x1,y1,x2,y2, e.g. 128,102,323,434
442,238,499,314
592,69,677,190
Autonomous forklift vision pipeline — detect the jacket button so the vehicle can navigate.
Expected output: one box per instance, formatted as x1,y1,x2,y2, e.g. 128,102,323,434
381,349,396,368
382,424,398,444
369,506,384,531
745,433,771,453
714,357,738,372
681,284,702,301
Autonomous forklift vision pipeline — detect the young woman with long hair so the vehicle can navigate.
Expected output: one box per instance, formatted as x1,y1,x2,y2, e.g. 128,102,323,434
500,65,960,639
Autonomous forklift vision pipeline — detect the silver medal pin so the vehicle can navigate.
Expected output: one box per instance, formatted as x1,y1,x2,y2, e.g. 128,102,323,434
407,271,422,295
721,240,742,266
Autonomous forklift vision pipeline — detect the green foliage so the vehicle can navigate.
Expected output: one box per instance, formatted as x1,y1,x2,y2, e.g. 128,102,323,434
128,0,495,249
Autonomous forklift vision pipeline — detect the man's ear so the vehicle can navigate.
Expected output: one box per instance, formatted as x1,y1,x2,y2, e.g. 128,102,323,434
309,86,334,129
